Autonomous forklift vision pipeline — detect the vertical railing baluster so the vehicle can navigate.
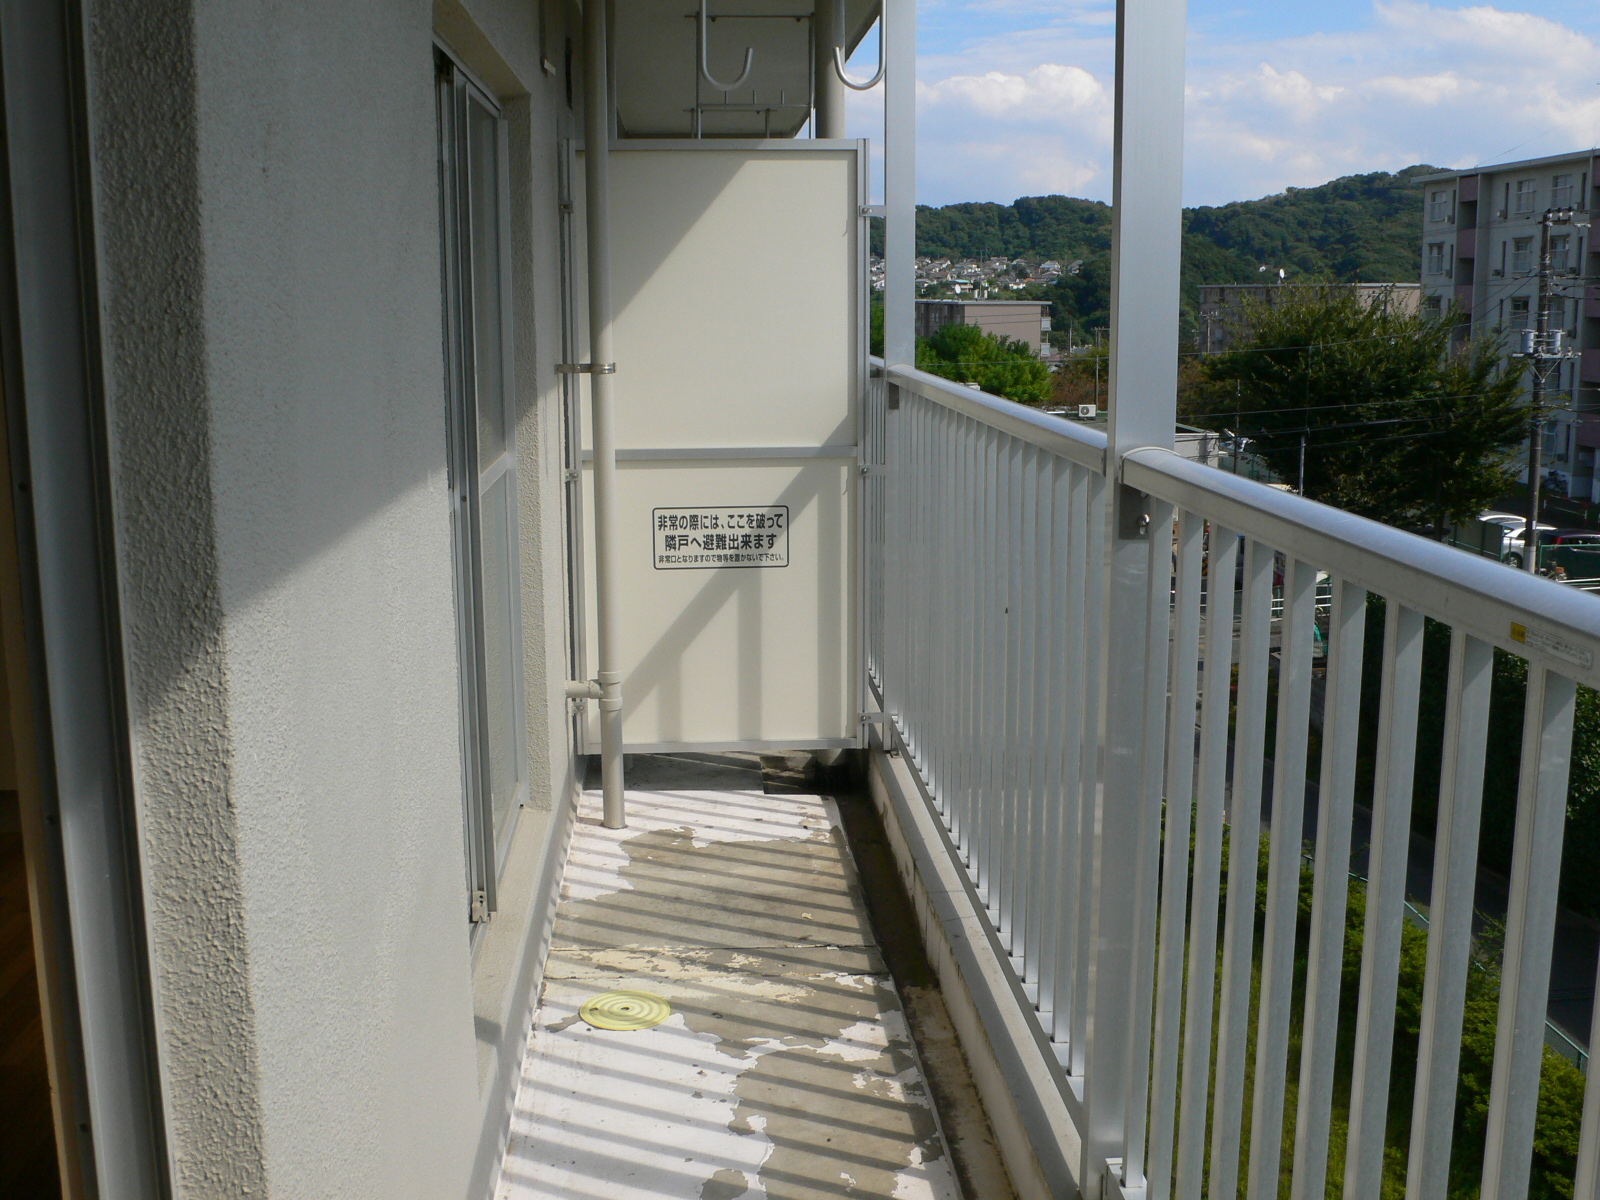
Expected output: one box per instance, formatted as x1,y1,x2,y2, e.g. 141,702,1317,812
940,409,966,838
928,400,934,800
1053,464,1090,1051
1010,446,1039,960
1146,507,1204,1200
1175,523,1239,1200
1210,537,1276,1200
956,415,978,859
910,397,928,767
1023,453,1053,984
1002,439,1025,946
940,406,959,814
1070,471,1107,1075
1123,498,1177,1188
1406,630,1493,1199
1247,556,1317,1197
1575,943,1600,1198
1481,664,1577,1200
1038,456,1071,1028
1290,578,1367,1200
1345,599,1426,1199
977,424,1001,902
996,436,1019,932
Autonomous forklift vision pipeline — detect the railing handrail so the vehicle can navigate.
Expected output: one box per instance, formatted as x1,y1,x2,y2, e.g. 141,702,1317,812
883,361,1108,473
1124,445,1600,691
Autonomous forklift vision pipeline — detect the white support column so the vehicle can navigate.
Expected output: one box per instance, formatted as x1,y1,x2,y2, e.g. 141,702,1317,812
812,0,846,138
1081,0,1186,1192
882,0,915,367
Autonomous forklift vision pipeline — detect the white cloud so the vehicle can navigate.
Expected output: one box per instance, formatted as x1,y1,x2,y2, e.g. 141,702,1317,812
919,63,1109,121
859,1,1600,207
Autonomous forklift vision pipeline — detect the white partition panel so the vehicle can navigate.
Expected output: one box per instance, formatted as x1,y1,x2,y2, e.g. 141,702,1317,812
574,141,865,750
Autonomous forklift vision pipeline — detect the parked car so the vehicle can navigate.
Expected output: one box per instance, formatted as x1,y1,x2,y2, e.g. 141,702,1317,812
1551,528,1600,546
1480,512,1558,568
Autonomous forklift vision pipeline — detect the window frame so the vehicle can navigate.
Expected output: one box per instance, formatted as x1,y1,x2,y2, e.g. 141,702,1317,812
1551,233,1571,273
1513,236,1533,275
1515,178,1538,213
436,45,529,926
1426,242,1445,274
1553,173,1574,208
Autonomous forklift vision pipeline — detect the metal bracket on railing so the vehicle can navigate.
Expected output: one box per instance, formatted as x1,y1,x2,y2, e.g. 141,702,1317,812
859,711,886,724
557,362,616,374
1117,483,1150,540
859,204,886,218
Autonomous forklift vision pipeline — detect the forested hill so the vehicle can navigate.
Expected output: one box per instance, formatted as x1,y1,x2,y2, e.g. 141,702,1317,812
878,165,1439,338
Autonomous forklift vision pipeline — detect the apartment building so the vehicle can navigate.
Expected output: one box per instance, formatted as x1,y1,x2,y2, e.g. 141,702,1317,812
915,298,1052,353
1419,151,1600,501
1196,282,1421,355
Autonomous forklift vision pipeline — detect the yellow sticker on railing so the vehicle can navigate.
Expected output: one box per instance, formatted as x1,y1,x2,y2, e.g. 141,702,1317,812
1510,622,1593,671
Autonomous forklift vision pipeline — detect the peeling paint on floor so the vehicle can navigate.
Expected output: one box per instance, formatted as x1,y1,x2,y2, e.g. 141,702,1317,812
497,770,962,1200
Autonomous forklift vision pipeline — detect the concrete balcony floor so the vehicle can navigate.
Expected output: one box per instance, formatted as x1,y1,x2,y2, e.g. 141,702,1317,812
496,755,964,1200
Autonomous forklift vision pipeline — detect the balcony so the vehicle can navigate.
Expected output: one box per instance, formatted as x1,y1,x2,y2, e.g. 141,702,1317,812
4,1,1599,1198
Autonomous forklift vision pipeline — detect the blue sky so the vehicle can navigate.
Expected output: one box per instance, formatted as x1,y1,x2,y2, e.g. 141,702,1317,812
843,0,1600,208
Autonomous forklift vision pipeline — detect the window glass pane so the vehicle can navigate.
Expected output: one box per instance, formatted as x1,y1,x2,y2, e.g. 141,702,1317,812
480,471,520,844
468,97,507,466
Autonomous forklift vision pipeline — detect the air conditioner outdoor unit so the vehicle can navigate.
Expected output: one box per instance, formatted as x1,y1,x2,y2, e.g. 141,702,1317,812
1078,404,1098,419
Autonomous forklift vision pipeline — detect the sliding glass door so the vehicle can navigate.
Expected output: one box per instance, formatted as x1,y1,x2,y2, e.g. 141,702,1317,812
437,48,525,924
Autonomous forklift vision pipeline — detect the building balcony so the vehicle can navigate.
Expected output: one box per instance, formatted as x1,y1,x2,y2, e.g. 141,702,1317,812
2,2,1598,1199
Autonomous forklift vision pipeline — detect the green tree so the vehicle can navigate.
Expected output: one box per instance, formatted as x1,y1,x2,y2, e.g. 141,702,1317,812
1187,286,1526,535
915,323,1051,405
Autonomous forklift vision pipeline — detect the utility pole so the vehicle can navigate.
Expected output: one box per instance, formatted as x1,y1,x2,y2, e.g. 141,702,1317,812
1516,207,1585,573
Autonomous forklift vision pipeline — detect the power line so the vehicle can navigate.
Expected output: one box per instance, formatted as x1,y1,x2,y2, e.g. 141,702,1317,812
1181,388,1518,422
1475,98,1600,169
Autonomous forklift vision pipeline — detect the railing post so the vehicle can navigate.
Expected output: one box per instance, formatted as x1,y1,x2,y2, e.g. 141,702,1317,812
882,0,915,368
1080,0,1186,1189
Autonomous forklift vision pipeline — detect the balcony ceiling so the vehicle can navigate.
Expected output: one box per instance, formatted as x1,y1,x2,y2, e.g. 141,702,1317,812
613,0,878,138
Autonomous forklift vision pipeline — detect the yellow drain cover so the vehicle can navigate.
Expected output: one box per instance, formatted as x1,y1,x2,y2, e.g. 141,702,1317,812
579,990,673,1031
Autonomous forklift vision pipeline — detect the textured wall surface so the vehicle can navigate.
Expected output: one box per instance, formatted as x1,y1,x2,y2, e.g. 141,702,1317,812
88,0,580,1193
86,2,268,1194
188,0,482,1195
88,0,503,1195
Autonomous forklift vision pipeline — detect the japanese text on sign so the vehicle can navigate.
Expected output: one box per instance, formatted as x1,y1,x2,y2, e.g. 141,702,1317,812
653,506,789,569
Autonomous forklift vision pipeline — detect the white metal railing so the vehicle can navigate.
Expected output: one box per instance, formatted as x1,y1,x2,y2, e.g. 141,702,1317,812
864,360,1600,1200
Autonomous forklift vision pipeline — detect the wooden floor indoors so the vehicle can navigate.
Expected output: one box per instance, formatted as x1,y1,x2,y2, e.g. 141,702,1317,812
0,790,59,1198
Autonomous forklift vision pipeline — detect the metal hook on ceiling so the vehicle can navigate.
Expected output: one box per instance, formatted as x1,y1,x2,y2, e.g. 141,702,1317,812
833,6,884,91
699,0,755,92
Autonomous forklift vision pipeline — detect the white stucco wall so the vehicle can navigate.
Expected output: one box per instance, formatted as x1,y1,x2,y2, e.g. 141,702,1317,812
87,0,578,1196
190,3,482,1195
